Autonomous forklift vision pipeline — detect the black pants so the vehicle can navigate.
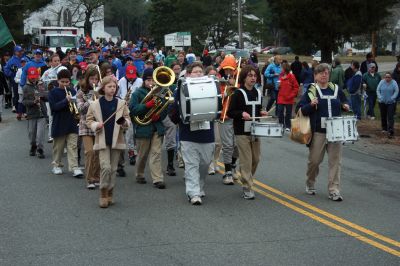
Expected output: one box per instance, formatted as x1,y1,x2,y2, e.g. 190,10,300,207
266,90,278,116
379,103,395,135
277,104,293,129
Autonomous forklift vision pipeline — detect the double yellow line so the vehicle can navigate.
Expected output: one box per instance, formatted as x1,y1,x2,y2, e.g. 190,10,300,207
216,162,400,257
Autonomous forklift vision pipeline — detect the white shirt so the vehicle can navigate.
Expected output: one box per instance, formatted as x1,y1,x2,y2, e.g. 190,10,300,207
117,77,143,100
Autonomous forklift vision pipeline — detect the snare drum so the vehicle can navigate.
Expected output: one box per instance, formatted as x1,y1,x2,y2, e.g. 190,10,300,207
251,122,284,137
179,76,222,123
325,116,359,143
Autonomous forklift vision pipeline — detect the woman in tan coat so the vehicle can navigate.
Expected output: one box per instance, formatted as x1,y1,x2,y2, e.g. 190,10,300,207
86,76,131,208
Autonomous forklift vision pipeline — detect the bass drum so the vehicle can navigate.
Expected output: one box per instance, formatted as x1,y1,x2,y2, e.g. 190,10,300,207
178,76,222,123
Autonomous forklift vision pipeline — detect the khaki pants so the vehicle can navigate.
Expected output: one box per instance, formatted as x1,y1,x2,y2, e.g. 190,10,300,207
136,133,163,183
52,133,79,171
236,135,261,190
98,146,121,190
306,132,342,194
82,135,100,184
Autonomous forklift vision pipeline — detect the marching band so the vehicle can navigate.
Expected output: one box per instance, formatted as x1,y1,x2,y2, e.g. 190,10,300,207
0,44,365,208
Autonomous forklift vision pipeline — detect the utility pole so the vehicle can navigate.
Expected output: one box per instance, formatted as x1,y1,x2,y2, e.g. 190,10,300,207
238,0,243,49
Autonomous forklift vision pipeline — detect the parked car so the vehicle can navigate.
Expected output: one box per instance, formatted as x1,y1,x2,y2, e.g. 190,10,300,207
312,50,334,62
215,48,250,59
261,46,275,54
268,47,292,55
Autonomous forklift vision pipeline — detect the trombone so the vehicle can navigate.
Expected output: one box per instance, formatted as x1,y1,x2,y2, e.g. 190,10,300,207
133,66,175,126
221,57,241,123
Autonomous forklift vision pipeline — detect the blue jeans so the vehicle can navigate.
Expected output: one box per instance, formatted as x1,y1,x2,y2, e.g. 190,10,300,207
350,94,361,120
277,104,293,129
266,90,278,116
366,92,377,117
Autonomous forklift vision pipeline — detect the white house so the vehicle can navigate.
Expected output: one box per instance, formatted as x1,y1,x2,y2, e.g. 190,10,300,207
24,0,110,40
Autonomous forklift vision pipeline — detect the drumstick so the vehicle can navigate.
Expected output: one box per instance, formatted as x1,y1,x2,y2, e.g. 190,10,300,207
268,104,276,113
97,104,126,132
249,116,272,119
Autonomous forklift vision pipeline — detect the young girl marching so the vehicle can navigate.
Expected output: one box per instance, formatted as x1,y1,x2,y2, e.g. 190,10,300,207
76,66,101,189
86,76,131,208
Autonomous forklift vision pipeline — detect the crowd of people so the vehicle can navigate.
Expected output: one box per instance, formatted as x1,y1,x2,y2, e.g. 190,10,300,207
0,38,399,207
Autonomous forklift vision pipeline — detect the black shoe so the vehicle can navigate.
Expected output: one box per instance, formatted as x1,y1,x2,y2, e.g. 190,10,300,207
37,149,45,159
154,181,166,189
129,155,136,166
117,168,126,177
0,115,2,122
136,177,147,184
29,145,37,156
166,165,176,176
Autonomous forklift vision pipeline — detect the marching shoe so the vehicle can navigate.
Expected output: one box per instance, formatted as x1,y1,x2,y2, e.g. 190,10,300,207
99,188,109,208
190,196,202,205
73,169,84,178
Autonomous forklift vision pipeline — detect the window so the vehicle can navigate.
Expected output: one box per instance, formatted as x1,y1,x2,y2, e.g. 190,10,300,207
63,9,72,26
43,19,51,26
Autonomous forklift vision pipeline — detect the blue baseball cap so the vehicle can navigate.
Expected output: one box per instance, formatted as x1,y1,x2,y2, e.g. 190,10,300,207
14,46,23,52
132,48,140,53
125,55,134,61
101,47,109,52
34,49,43,55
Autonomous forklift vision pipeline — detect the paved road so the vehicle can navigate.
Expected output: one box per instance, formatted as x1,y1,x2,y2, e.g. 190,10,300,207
0,109,399,266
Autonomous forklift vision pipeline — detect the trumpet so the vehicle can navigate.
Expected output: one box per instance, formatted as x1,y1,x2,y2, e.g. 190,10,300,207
65,86,80,121
133,66,175,126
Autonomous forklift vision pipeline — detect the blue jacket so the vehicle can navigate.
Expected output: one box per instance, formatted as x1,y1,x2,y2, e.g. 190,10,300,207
346,70,362,95
377,79,399,104
133,59,145,77
20,59,47,87
129,87,166,138
297,83,348,135
4,55,25,79
264,63,282,90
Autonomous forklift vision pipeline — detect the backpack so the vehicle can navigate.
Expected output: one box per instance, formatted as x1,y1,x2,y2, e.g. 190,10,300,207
347,72,362,94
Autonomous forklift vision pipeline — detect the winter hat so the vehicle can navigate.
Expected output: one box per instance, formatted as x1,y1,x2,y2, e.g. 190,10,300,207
126,65,137,79
27,67,40,79
220,54,237,70
142,68,154,81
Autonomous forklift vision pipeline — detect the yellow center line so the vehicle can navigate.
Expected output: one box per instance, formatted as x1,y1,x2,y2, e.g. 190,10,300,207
252,186,400,257
216,161,400,251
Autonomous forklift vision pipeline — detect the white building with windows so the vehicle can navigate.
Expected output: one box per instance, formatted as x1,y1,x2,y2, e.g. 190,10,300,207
24,0,110,41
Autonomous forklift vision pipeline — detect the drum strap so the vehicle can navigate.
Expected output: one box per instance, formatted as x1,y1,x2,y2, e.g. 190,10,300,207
238,88,262,120
315,83,338,118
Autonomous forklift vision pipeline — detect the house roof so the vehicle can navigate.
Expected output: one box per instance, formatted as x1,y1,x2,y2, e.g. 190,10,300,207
104,27,121,37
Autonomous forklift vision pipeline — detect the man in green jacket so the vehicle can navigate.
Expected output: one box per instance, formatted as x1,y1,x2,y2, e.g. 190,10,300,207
362,63,381,119
329,58,345,89
164,49,178,68
130,68,167,189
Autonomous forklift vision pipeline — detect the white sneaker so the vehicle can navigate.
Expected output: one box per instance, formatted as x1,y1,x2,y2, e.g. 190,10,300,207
47,137,53,143
87,183,96,190
285,128,290,132
243,188,255,200
190,196,202,205
73,169,84,178
371,116,376,120
94,181,100,187
208,162,215,175
52,167,63,175
222,172,234,185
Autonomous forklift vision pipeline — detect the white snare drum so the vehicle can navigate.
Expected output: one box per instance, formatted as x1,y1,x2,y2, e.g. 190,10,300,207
325,116,359,143
251,122,284,137
179,76,222,123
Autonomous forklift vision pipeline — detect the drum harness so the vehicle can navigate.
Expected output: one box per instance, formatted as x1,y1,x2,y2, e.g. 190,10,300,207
238,88,262,141
313,83,338,128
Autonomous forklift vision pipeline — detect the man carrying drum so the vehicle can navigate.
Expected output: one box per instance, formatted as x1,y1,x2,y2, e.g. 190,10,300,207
297,63,350,201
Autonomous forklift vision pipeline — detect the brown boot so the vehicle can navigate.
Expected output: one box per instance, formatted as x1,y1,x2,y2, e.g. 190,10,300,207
107,188,114,206
99,188,109,208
